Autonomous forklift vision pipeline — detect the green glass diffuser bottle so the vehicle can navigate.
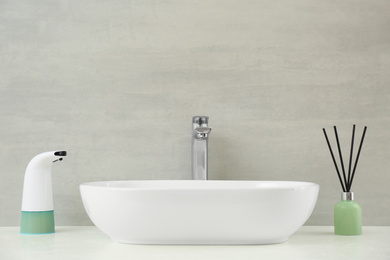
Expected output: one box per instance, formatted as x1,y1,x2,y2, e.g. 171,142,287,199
323,125,367,237
334,192,362,235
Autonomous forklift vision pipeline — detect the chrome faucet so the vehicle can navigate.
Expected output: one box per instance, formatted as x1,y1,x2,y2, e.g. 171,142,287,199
192,116,212,180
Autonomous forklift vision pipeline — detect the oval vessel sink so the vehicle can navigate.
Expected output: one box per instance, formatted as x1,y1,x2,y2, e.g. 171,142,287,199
80,180,319,245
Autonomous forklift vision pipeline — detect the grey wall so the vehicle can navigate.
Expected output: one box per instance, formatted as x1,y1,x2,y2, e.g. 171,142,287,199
1,0,389,226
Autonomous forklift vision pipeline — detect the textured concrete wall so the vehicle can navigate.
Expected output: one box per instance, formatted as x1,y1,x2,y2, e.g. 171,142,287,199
1,0,389,226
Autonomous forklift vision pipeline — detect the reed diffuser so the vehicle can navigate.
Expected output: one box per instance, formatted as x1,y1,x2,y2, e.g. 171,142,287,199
323,125,367,236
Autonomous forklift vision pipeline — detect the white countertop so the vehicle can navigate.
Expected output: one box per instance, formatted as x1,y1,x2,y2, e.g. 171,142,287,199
1,226,389,260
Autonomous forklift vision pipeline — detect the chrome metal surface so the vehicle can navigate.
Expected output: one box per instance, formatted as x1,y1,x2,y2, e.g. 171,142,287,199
341,192,354,200
192,116,211,180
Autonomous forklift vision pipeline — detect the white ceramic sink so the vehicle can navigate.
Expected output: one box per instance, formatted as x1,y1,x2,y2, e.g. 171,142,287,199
80,180,319,245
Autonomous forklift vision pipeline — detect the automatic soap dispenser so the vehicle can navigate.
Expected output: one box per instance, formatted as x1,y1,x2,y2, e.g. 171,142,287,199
20,151,67,234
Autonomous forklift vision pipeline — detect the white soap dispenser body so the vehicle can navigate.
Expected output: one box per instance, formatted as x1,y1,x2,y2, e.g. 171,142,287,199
20,151,67,234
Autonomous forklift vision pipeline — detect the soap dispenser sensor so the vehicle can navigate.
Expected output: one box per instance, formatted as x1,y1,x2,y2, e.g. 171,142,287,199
20,151,67,234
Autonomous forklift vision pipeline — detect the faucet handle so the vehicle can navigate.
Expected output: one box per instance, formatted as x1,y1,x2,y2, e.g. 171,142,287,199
193,116,209,127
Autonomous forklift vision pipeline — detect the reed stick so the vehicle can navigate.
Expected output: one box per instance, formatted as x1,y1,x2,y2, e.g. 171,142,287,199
322,128,346,192
333,126,348,191
347,125,356,192
349,126,367,190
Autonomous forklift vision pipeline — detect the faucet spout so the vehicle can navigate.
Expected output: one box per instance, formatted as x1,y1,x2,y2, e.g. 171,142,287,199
192,116,211,180
194,127,211,140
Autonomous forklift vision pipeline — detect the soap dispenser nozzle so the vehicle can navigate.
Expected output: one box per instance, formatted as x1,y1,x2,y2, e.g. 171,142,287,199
20,151,67,235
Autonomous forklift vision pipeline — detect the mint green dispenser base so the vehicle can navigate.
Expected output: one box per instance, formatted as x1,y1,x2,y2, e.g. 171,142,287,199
20,211,55,234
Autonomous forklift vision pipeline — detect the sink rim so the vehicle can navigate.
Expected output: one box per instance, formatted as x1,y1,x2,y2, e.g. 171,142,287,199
80,180,319,191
